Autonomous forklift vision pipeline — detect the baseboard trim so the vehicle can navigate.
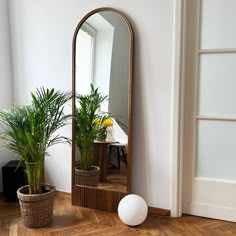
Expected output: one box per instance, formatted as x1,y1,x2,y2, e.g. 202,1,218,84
184,202,236,222
148,206,170,216
56,191,171,216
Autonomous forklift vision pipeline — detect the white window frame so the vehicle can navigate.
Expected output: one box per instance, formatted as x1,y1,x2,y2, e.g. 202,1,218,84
80,22,96,85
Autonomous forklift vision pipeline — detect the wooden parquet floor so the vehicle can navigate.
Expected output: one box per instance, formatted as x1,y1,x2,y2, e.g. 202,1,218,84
1,192,236,236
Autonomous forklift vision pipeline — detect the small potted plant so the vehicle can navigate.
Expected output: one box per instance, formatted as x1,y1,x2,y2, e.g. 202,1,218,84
75,84,112,187
0,87,71,228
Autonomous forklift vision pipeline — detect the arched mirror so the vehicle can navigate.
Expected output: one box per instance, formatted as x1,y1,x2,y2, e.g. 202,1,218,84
72,8,133,212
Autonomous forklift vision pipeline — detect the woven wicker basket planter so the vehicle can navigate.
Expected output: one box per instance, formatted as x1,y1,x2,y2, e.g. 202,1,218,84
17,184,56,228
75,166,100,187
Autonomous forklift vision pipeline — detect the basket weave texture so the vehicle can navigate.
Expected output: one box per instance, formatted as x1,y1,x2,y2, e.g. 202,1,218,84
75,166,100,187
17,184,55,228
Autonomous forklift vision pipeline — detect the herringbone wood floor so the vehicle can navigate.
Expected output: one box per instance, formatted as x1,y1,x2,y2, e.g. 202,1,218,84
1,192,236,236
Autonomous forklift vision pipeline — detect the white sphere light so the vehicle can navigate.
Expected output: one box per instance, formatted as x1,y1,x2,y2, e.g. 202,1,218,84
118,194,148,226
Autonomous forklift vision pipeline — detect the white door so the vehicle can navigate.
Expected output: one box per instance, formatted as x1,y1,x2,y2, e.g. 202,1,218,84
183,0,236,222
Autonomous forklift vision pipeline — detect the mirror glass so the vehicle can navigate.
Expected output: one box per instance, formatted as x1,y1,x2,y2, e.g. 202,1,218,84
74,10,131,193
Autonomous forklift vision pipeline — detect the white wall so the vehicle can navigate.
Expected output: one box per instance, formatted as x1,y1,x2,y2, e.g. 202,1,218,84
0,0,14,192
8,0,174,209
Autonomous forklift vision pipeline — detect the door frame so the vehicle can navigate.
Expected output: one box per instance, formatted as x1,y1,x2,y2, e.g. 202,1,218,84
171,0,187,217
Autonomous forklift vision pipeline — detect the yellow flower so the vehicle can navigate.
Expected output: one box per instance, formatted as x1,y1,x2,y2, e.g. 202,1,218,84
94,118,102,126
103,118,113,127
94,117,113,127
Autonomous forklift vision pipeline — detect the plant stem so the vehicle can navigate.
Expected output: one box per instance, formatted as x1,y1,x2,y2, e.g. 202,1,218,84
25,161,44,194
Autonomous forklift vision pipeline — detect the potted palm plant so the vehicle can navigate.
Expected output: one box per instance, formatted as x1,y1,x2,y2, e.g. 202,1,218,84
75,84,112,187
0,87,71,228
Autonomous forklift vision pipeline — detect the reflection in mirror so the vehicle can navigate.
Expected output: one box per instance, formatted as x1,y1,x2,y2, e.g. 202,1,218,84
74,11,131,193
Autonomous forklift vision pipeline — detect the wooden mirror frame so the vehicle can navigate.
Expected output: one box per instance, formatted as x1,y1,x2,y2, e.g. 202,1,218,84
72,7,134,212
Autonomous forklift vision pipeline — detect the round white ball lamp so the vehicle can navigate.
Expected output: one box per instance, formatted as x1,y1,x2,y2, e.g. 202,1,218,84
118,194,148,226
